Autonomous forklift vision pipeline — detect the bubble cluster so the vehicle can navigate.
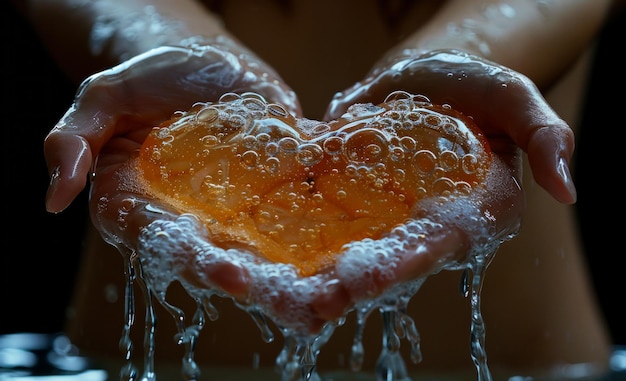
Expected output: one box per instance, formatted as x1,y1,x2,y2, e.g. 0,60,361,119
112,91,517,381
137,91,491,277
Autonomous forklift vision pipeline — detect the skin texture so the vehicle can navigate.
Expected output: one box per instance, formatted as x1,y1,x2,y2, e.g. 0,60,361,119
13,0,620,376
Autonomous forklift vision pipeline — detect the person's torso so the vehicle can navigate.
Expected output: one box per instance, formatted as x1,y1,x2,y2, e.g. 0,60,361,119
204,0,442,117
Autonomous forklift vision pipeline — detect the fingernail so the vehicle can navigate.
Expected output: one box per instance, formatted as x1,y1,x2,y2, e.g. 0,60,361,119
45,166,61,213
557,157,577,204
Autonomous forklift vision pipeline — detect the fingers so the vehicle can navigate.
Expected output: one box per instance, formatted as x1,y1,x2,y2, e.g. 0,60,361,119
310,280,351,321
43,79,119,213
325,50,577,204
475,69,576,204
310,219,472,322
199,262,251,300
44,132,93,213
526,123,577,204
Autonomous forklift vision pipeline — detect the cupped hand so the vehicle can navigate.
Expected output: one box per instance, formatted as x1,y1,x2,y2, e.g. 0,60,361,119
43,46,535,336
95,91,525,335
44,37,300,214
43,39,304,329
312,50,573,324
325,49,577,206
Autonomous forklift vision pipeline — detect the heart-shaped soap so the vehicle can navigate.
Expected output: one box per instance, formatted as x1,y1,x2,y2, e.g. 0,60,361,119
136,91,491,276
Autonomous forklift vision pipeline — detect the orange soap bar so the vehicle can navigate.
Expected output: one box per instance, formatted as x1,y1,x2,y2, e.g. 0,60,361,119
136,92,491,276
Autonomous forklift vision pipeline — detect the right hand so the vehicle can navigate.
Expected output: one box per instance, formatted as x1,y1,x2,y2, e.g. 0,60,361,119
44,37,300,214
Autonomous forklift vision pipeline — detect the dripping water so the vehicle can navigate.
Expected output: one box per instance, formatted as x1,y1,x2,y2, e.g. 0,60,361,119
463,244,500,381
132,256,157,381
375,310,410,381
119,248,138,381
240,305,276,344
275,322,337,381
351,305,374,372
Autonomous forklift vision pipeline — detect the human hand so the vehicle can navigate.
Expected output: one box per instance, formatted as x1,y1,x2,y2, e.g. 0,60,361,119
326,49,577,206
44,36,300,214
309,49,577,324
43,46,529,337
92,91,524,336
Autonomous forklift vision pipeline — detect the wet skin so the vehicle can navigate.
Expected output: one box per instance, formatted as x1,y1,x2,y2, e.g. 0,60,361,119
44,47,575,334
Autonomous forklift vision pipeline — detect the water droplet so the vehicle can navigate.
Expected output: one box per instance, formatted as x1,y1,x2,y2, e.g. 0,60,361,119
296,144,324,166
413,150,437,174
242,134,258,149
390,146,405,161
432,177,455,195
218,92,241,103
196,106,219,123
323,136,343,155
425,114,443,127
227,114,246,129
394,168,406,182
278,137,299,152
241,150,260,169
440,150,459,171
383,90,413,103
264,157,280,173
462,154,480,174
200,134,219,147
267,103,289,118
399,136,416,151
242,96,266,111
311,123,331,136
343,129,388,164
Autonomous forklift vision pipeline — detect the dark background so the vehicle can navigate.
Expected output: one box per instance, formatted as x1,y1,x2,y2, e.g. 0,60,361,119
2,2,624,347
575,6,626,347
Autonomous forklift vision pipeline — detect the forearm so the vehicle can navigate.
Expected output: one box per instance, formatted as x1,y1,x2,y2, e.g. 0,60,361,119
20,0,232,83
387,0,612,90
